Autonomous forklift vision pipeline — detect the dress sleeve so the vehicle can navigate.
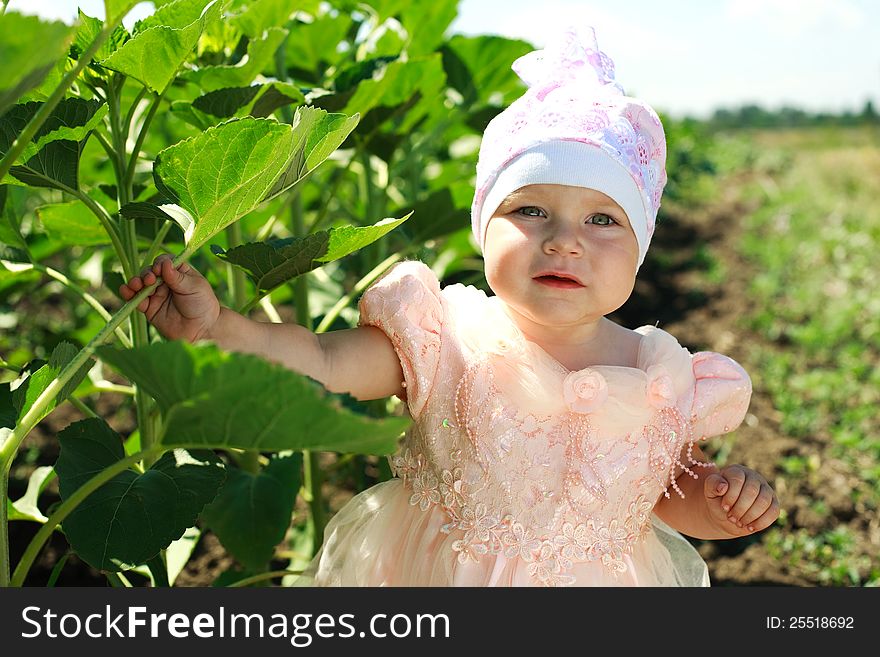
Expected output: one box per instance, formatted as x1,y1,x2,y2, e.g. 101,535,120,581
357,260,443,419
690,351,752,440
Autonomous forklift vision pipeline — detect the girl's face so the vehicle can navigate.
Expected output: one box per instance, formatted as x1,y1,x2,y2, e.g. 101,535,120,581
483,184,639,335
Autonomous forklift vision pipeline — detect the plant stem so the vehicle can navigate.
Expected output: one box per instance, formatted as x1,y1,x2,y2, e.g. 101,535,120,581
0,272,171,587
33,262,133,348
18,172,130,278
224,221,262,473
288,192,325,555
228,570,303,588
124,91,163,191
109,74,158,466
315,252,404,334
0,5,132,181
0,456,9,587
9,446,161,587
46,552,70,587
140,220,172,270
68,395,99,419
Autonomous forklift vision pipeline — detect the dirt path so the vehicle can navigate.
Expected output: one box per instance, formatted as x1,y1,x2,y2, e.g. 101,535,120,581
615,155,875,586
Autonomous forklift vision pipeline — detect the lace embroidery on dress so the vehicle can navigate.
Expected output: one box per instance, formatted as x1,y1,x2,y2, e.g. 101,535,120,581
390,355,713,587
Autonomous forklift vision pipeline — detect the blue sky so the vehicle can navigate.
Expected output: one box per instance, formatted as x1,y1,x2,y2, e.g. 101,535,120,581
24,0,880,118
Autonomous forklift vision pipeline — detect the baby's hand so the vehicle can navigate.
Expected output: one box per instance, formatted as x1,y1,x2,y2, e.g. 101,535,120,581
704,465,780,537
119,254,221,343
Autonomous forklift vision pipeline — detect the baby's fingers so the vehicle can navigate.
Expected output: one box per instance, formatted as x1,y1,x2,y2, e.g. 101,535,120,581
742,499,780,533
727,477,762,522
737,484,778,528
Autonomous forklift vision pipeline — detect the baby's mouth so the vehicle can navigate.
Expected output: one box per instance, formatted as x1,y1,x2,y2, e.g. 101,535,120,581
534,275,584,288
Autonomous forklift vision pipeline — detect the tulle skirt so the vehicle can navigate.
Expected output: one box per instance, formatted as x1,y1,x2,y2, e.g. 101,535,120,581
292,479,710,587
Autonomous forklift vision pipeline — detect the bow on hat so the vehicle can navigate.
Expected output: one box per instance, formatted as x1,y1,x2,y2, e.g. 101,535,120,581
511,26,625,99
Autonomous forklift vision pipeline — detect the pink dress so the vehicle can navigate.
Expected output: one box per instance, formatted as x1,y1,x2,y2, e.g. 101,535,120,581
294,261,752,587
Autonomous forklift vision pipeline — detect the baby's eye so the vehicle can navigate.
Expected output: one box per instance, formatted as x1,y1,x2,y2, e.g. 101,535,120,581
516,206,546,217
587,213,617,226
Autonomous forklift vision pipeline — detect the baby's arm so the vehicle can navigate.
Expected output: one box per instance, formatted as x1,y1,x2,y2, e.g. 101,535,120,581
121,255,405,401
652,443,779,539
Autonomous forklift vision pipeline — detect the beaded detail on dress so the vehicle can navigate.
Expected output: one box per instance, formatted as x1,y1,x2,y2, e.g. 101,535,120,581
390,351,711,586
348,260,753,587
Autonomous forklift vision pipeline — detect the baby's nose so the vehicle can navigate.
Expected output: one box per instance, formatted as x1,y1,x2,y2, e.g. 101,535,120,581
542,226,583,255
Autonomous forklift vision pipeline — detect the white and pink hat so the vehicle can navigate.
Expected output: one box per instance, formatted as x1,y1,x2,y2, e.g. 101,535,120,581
471,26,667,270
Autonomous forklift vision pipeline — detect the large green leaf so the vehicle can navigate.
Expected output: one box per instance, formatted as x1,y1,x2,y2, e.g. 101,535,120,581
0,13,74,116
0,99,107,191
201,453,302,571
340,55,446,133
101,0,222,93
441,35,532,108
153,117,293,252
36,200,110,246
230,0,318,37
96,341,409,455
183,27,288,92
154,110,358,253
212,213,409,293
262,107,359,203
55,417,226,571
72,9,130,62
10,342,95,428
283,12,352,79
400,0,458,57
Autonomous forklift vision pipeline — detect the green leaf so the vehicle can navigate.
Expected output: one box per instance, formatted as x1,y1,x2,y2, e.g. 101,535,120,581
191,82,305,119
9,466,54,523
0,381,16,430
11,342,95,427
230,0,317,37
55,417,226,571
212,232,328,292
36,201,110,246
192,86,261,117
153,117,294,253
249,82,306,118
0,99,107,191
0,13,74,116
262,107,359,203
395,188,468,243
400,0,458,57
101,0,222,93
441,35,532,108
341,55,446,132
169,99,219,131
72,9,130,62
183,26,288,92
118,202,175,223
212,213,408,293
201,453,302,571
105,0,142,23
315,213,411,263
283,12,352,79
96,341,409,454
0,185,29,252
